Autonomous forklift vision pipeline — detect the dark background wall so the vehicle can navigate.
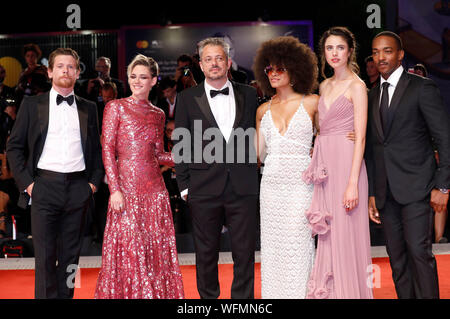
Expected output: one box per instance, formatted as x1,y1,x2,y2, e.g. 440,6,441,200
0,0,388,79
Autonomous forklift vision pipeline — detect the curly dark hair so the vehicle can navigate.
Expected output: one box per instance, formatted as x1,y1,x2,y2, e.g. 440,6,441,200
252,36,318,97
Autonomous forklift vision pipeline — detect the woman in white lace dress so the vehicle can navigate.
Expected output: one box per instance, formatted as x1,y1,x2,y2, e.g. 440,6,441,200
253,36,320,298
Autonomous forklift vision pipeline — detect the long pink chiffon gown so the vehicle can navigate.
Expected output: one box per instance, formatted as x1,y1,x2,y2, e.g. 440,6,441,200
95,97,184,299
302,93,373,299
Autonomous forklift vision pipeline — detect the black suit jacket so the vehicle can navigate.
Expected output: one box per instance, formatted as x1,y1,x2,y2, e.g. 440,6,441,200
6,91,104,204
173,81,259,197
78,77,125,100
0,84,16,100
365,71,450,208
157,97,177,123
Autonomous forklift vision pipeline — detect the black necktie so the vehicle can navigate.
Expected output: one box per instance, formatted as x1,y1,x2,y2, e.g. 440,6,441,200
379,82,390,132
56,94,75,106
210,87,229,98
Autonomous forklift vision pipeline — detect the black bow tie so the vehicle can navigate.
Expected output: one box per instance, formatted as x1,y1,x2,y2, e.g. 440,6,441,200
210,87,229,98
56,94,75,106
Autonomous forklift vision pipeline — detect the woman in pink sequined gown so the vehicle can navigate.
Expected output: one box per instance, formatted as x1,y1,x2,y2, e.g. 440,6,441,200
302,27,373,299
95,55,184,299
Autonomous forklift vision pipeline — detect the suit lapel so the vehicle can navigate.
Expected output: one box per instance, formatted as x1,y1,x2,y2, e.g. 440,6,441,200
194,82,220,129
37,92,50,154
384,71,410,138
75,95,88,155
232,81,245,129
370,84,384,141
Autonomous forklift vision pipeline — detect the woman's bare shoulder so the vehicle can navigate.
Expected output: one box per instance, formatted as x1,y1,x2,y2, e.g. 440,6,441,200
256,100,271,120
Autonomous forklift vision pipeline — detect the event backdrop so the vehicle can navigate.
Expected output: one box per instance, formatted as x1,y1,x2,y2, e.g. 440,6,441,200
398,0,450,111
120,21,313,82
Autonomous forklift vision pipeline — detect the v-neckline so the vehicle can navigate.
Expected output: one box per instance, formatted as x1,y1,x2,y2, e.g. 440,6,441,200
321,93,346,113
269,102,304,138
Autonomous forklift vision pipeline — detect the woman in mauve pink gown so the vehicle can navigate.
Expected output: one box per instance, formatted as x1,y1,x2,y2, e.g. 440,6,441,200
302,26,373,299
95,55,184,299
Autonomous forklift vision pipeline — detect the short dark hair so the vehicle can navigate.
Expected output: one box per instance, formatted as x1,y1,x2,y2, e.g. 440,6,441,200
177,54,193,65
97,56,111,68
159,76,177,90
253,36,318,97
48,48,80,70
364,56,374,63
413,63,428,77
102,81,117,94
374,31,403,50
23,43,42,60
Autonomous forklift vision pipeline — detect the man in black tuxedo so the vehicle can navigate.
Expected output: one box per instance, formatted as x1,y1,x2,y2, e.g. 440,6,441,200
366,31,450,299
174,37,259,299
7,48,103,299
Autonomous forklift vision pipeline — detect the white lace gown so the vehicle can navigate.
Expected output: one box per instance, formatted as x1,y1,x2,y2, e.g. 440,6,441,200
259,99,315,299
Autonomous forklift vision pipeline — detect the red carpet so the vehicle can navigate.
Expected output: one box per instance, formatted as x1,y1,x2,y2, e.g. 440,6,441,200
1,256,449,299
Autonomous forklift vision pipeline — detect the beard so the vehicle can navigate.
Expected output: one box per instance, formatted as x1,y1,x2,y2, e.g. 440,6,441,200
52,76,76,89
206,67,227,81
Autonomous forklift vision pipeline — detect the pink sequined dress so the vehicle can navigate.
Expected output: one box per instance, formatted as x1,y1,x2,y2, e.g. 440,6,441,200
95,97,184,299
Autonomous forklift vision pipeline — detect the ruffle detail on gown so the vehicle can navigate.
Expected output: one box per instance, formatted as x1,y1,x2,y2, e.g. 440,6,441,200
306,272,334,299
302,137,328,185
302,163,328,185
303,137,331,236
305,209,332,237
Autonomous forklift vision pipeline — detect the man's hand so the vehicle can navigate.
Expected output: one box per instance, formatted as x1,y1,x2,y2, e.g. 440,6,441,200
430,189,449,214
26,182,34,197
88,183,96,193
368,196,381,224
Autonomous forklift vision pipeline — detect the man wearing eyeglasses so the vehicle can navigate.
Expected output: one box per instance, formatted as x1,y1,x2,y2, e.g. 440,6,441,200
173,37,259,299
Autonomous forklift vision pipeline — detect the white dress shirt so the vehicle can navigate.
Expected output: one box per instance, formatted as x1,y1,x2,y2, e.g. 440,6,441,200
379,65,404,107
37,88,85,173
167,95,177,119
204,80,236,143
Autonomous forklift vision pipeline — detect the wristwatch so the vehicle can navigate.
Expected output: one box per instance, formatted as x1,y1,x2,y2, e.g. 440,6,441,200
439,188,449,194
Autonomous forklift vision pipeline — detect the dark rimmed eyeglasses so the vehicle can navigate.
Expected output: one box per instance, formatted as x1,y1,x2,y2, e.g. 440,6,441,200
264,66,287,76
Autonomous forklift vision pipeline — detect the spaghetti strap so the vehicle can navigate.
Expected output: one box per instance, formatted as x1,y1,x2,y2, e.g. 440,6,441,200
259,86,316,299
301,94,306,105
341,82,353,96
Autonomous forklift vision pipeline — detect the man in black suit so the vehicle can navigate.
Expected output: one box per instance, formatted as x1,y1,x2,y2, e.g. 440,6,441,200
157,76,178,122
80,57,125,101
173,37,259,299
7,48,103,299
366,31,450,299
